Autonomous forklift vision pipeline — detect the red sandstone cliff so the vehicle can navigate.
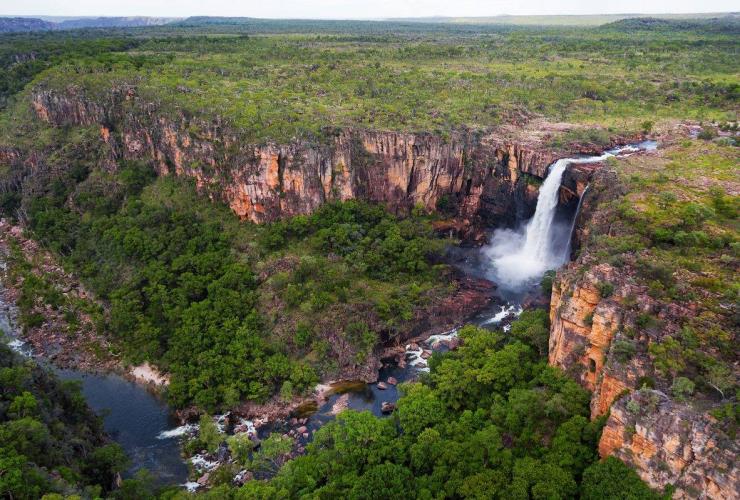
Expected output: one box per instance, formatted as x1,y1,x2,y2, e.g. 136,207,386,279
29,86,562,231
600,391,737,498
548,166,738,499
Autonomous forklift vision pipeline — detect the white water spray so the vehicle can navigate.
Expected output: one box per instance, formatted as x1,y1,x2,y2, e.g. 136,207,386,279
485,142,655,292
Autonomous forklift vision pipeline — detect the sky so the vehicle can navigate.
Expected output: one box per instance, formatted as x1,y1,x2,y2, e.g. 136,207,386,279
1,0,737,20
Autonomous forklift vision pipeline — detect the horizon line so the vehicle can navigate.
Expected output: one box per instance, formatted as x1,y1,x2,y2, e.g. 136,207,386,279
2,11,738,21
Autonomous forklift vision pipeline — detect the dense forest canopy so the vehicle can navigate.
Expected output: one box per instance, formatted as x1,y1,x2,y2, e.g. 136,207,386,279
0,15,736,499
184,315,666,499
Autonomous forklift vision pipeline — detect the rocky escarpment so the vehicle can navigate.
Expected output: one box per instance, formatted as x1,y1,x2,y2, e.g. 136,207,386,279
549,164,738,498
29,86,564,234
600,391,737,498
550,259,737,499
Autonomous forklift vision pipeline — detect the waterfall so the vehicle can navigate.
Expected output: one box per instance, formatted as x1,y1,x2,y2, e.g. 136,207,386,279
484,142,656,294
519,158,571,263
563,184,589,261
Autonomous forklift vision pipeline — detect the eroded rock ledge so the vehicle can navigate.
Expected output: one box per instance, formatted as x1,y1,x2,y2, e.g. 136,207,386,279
29,86,620,235
600,391,737,498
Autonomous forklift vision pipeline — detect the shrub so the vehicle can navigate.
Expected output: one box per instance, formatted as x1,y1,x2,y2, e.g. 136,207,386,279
198,414,224,454
541,270,556,295
637,376,656,389
583,312,594,327
597,281,614,298
280,381,294,401
671,377,695,401
293,322,313,348
697,127,717,140
626,399,641,414
612,340,636,363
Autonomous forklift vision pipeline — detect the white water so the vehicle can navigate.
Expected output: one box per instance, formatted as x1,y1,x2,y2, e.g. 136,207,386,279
486,142,656,292
480,304,524,326
156,423,199,440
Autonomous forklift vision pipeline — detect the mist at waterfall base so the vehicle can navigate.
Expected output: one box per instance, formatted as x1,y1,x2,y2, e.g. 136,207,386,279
484,141,656,296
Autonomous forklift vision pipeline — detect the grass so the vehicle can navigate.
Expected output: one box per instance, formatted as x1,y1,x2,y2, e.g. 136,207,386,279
585,135,738,404
14,26,736,144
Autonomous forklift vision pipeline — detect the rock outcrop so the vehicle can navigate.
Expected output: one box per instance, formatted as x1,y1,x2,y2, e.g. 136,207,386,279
30,87,560,232
548,166,738,498
550,257,737,499
600,391,738,499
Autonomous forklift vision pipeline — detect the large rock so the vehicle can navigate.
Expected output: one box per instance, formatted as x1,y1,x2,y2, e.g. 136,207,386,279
381,401,396,413
600,391,738,498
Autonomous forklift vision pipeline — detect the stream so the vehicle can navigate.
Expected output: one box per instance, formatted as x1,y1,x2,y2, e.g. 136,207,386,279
1,140,657,490
0,297,190,486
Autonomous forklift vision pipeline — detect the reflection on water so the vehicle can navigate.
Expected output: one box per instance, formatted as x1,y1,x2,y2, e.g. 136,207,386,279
0,290,188,486
55,369,189,485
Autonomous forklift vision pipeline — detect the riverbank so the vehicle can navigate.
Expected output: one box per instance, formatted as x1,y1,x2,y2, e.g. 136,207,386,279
0,284,190,486
0,215,503,491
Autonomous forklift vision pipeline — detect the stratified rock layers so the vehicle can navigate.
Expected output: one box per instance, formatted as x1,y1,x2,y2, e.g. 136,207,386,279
31,87,555,228
548,170,738,498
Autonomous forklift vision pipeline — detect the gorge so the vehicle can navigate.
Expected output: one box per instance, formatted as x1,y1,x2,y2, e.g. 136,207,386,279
0,21,736,496
4,87,663,489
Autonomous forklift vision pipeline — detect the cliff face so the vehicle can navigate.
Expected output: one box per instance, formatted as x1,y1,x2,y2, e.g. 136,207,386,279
30,87,558,230
600,391,737,499
550,258,737,499
549,167,738,499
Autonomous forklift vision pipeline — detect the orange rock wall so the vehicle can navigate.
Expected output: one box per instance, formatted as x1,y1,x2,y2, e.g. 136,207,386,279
32,89,557,226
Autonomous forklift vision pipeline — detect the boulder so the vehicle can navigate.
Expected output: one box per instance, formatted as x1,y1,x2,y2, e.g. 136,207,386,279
381,402,396,413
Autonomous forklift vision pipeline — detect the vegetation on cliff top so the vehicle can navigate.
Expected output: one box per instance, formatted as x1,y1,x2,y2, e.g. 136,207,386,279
1,20,733,144
0,32,138,110
583,135,738,422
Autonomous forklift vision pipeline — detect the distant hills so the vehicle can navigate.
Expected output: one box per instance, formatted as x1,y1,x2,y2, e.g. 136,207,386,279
0,16,179,33
1,13,738,33
0,17,55,32
600,15,740,33
389,12,739,26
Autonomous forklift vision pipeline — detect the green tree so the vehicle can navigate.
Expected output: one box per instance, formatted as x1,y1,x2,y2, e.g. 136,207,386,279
581,457,660,500
82,444,129,493
227,433,255,467
351,463,413,499
198,414,224,454
250,434,293,475
510,309,550,356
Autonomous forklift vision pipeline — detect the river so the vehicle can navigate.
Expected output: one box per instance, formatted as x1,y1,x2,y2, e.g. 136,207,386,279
1,140,657,489
0,296,189,486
